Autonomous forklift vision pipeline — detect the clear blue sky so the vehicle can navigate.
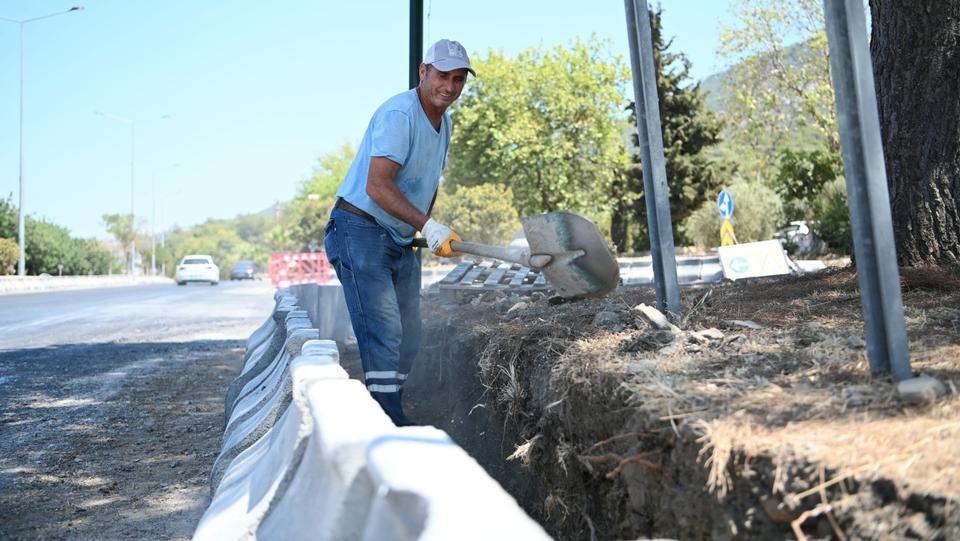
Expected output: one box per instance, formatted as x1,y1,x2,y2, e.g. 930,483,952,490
0,0,735,239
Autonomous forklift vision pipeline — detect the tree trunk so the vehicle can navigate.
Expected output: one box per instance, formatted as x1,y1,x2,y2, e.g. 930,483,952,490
870,0,960,265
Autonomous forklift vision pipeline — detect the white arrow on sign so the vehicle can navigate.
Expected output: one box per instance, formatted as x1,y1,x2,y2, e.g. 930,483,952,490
717,190,734,219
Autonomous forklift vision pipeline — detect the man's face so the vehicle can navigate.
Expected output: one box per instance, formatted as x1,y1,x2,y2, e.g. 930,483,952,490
419,65,468,111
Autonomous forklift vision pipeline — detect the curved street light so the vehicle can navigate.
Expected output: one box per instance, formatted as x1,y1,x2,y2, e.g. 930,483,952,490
0,6,83,276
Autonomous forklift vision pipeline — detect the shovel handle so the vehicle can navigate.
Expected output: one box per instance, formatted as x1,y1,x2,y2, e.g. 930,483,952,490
410,238,537,267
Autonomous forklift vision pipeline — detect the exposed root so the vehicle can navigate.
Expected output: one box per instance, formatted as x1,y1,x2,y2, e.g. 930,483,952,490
578,450,662,480
584,431,657,454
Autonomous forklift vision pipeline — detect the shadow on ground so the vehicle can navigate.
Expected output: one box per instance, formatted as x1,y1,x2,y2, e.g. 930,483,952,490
0,340,244,540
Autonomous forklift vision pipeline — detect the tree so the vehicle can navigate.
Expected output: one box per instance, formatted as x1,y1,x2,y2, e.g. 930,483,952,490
717,0,840,193
870,0,960,265
0,238,18,275
102,213,137,270
278,143,356,251
618,7,728,251
445,38,630,219
433,183,521,247
773,147,842,220
0,194,16,238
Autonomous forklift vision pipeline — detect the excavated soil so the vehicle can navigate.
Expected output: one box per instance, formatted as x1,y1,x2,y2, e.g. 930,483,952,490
403,264,960,540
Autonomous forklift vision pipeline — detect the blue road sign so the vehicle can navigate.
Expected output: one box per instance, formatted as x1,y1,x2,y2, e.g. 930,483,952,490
717,190,734,219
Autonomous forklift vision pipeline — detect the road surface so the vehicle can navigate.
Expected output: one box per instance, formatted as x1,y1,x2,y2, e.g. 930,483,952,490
0,280,276,539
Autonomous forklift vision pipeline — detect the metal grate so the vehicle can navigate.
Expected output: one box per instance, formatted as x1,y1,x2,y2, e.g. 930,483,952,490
436,260,549,300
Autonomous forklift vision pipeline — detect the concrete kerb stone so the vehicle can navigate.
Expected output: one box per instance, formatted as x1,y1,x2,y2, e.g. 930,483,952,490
224,303,300,424
224,326,318,444
213,327,321,492
358,426,552,540
238,315,312,393
196,349,346,538
243,295,297,363
214,350,343,498
255,379,396,539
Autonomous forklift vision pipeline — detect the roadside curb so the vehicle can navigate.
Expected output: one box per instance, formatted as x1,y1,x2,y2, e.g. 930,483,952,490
195,287,550,540
0,275,173,295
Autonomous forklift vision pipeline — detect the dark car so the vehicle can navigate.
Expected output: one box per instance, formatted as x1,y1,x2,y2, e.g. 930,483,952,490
229,260,257,280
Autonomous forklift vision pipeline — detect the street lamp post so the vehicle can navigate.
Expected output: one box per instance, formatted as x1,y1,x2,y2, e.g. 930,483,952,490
95,111,136,276
0,6,83,276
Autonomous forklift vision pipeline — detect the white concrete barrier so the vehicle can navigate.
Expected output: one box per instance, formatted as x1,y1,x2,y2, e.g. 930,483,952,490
290,283,354,345
224,305,303,423
359,427,550,540
255,377,396,539
195,342,347,540
198,290,554,540
212,325,319,491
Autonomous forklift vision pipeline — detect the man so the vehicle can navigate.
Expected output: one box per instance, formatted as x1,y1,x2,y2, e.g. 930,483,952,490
323,39,474,426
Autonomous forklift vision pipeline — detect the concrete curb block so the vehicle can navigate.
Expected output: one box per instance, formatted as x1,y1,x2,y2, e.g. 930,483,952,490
196,345,348,538
213,325,319,492
0,275,173,295
224,304,299,423
223,326,317,444
197,289,550,540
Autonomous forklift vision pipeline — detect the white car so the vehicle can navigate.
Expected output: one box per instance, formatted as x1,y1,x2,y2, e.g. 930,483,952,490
175,254,220,286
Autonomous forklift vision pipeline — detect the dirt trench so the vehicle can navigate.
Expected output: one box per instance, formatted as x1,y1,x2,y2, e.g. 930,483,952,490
392,267,960,541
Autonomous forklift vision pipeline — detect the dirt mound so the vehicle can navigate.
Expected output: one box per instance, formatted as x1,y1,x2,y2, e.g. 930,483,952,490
407,265,960,540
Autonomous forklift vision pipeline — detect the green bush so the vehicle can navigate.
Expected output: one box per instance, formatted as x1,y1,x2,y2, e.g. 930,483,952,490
682,179,784,248
813,177,851,252
434,183,522,247
0,237,18,275
774,148,842,220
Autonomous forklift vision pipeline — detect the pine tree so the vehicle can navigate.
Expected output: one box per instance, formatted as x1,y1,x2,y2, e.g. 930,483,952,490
612,7,727,252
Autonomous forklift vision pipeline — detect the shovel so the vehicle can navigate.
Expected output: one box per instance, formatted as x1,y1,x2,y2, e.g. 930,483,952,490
414,211,620,298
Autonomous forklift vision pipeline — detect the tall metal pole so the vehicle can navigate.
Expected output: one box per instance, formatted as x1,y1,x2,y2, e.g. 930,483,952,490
151,175,156,276
1,7,83,276
17,24,25,276
624,0,681,316
130,122,136,276
822,0,911,381
409,0,423,89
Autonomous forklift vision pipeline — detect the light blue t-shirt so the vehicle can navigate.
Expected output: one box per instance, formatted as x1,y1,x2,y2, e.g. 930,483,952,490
336,88,451,246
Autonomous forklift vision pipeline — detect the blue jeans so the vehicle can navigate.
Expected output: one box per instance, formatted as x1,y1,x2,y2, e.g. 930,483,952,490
323,208,422,425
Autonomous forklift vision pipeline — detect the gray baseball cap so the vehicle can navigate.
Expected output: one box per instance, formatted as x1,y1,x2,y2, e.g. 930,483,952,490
423,39,476,77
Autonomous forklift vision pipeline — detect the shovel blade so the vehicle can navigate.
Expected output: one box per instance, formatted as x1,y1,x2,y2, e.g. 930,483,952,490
521,212,620,298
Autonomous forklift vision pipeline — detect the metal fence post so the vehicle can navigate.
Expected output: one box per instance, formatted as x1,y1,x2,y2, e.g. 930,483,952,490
823,0,911,380
623,0,681,316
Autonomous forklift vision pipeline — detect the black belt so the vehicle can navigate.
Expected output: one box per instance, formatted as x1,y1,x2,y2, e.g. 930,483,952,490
335,198,376,222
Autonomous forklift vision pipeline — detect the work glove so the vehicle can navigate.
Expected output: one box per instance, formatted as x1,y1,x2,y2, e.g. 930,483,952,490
422,218,462,258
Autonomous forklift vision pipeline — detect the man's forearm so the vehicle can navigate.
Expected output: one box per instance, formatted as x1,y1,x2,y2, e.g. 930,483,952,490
366,157,429,231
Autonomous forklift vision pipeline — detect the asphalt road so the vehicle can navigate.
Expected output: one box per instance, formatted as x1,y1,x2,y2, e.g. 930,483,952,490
0,280,277,352
0,279,277,539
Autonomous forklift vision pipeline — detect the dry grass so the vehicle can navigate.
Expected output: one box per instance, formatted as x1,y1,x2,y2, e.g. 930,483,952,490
461,264,960,507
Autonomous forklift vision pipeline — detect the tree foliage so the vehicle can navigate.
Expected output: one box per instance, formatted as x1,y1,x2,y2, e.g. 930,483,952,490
0,194,114,275
277,143,356,252
433,183,521,247
25,219,114,275
718,0,839,175
774,147,842,220
0,238,18,275
161,218,269,279
445,37,630,218
102,213,136,269
616,8,728,252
